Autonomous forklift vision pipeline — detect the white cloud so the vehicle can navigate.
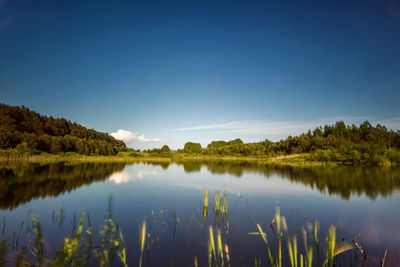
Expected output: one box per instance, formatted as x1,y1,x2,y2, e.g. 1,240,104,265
110,129,160,143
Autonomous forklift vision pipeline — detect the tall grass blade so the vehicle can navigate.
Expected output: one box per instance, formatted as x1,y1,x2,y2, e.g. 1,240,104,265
139,220,147,267
209,226,216,263
217,229,224,266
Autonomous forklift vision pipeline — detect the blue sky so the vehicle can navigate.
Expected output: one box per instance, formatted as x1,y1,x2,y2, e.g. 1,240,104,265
1,0,400,149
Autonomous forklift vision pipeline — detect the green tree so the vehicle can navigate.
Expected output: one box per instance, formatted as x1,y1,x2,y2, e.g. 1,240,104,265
184,142,202,154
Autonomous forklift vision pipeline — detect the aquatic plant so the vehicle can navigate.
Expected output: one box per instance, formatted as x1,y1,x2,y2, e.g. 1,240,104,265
139,220,147,267
0,194,390,266
250,206,355,267
208,226,226,267
203,189,209,208
31,215,44,266
212,190,229,216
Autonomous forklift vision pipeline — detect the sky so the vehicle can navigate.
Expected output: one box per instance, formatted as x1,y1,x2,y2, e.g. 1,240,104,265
1,0,400,149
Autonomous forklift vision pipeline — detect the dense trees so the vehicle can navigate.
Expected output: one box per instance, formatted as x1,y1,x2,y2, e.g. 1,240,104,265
180,121,400,165
0,104,126,155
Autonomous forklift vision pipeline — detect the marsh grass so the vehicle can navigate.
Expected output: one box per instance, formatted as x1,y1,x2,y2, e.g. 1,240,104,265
139,221,147,267
208,226,228,267
249,207,355,267
0,194,390,266
212,190,229,217
203,189,209,208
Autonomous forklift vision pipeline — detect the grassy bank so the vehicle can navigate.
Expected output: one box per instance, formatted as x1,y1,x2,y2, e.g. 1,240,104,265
0,149,172,164
0,149,338,168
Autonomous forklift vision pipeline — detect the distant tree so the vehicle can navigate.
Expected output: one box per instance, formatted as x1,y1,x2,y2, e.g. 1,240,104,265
161,145,171,153
184,142,202,154
227,138,244,146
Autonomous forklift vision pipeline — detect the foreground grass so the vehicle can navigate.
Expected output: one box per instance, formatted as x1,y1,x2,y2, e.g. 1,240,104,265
0,193,388,266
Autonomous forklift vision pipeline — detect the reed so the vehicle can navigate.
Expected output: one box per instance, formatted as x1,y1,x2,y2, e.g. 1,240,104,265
139,220,147,267
322,225,353,267
214,191,221,215
203,189,209,208
250,206,355,267
208,226,226,267
0,195,381,267
31,215,44,266
314,219,320,248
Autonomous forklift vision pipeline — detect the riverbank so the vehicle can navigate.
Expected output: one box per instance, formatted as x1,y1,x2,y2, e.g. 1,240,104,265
0,149,339,167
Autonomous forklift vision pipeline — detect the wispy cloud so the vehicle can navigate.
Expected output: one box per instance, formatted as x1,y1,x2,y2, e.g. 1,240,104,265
110,129,160,143
174,116,400,138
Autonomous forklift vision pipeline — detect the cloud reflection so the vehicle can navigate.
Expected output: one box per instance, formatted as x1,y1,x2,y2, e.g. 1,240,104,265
109,167,159,184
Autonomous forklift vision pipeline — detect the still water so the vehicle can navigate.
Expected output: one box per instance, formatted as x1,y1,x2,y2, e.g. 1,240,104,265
1,161,400,266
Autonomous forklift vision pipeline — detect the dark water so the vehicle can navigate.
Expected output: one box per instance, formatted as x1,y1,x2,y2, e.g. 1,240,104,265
1,161,400,266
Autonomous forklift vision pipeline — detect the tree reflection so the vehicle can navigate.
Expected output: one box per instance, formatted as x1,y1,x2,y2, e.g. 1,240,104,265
1,160,399,210
0,162,127,210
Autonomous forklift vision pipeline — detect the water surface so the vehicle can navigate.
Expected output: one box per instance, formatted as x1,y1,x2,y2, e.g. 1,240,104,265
1,161,399,266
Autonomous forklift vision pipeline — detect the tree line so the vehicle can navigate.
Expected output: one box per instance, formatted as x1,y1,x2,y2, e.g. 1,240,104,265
0,103,127,155
177,121,400,165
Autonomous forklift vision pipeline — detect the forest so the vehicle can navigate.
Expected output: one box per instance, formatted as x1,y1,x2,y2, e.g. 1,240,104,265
0,103,126,155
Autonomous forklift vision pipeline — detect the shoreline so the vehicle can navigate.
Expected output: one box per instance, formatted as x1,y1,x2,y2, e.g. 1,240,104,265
0,150,344,168
1,149,398,167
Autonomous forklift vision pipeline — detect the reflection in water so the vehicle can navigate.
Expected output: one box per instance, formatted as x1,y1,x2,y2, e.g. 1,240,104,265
0,160,400,265
109,168,159,184
178,160,400,199
164,160,400,200
1,160,400,210
0,162,126,210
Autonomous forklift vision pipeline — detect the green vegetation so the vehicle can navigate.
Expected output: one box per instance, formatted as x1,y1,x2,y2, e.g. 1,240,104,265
1,103,400,166
176,121,400,166
114,121,400,166
1,195,382,266
248,208,355,267
0,103,126,155
183,142,202,154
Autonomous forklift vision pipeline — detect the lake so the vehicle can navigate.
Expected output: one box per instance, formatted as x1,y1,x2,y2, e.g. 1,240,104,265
1,161,400,266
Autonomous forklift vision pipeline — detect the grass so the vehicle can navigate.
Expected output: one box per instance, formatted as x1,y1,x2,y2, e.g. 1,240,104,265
0,149,173,164
139,221,146,267
0,149,339,168
248,207,356,267
0,194,390,266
